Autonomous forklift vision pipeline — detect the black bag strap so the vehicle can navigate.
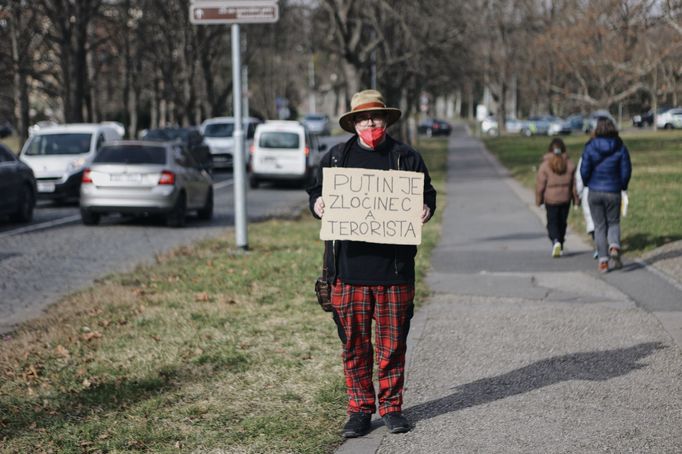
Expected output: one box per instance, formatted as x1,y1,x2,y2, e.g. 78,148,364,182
322,241,329,282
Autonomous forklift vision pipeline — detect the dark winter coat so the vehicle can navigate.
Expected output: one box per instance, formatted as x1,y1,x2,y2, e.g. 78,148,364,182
580,137,632,193
306,135,437,285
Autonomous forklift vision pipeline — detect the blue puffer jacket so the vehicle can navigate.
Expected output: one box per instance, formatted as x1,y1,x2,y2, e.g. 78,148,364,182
580,137,632,193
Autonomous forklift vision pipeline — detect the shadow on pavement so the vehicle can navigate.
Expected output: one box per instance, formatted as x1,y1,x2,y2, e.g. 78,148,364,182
643,248,682,266
405,342,665,424
479,232,547,242
624,233,682,256
620,262,646,273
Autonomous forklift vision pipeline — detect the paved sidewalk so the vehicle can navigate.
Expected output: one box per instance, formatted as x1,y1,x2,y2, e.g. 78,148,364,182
338,126,682,453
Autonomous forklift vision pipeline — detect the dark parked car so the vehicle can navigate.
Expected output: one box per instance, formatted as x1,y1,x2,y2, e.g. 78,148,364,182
418,118,452,136
0,122,12,139
565,114,586,132
142,127,213,173
0,143,36,223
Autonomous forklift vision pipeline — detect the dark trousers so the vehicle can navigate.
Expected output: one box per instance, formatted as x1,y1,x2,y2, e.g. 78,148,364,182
545,203,571,246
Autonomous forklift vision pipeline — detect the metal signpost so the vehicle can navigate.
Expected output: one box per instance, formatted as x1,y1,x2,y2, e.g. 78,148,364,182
190,0,279,251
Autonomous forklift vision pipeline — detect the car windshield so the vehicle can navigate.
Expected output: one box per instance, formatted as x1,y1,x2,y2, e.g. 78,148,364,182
259,132,299,149
203,123,234,138
94,145,167,164
305,115,326,121
145,129,189,142
23,133,92,156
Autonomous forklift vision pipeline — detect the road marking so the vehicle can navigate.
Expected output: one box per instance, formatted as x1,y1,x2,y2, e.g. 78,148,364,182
213,179,234,189
0,214,81,239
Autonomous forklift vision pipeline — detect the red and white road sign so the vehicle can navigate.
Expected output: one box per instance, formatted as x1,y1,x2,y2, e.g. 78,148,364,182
190,1,279,24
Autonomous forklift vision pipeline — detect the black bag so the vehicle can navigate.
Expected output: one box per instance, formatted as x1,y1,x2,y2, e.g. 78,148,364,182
315,242,333,312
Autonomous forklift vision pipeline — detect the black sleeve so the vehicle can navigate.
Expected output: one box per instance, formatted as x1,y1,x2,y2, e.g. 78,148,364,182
306,146,336,219
411,151,437,218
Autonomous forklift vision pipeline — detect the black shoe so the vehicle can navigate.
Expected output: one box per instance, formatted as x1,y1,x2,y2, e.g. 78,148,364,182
342,412,372,438
382,412,411,433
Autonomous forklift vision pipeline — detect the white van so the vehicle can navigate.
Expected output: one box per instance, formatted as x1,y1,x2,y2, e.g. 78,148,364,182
248,121,326,188
19,123,123,200
200,116,262,169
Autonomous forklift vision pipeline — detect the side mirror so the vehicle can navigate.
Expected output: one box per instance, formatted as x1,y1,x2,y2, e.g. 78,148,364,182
318,143,327,152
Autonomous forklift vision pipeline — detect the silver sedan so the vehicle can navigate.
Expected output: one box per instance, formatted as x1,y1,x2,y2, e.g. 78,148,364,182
79,141,213,227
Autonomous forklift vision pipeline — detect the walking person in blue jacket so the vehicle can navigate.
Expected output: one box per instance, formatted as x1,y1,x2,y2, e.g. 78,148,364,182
580,117,632,272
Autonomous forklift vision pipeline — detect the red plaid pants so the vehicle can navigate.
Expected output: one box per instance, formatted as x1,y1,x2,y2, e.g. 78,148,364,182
331,280,415,416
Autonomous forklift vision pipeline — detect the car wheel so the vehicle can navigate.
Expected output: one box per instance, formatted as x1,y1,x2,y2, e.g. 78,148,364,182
664,123,673,130
166,192,187,227
522,128,532,137
12,185,35,223
80,208,101,226
197,188,213,220
249,175,259,189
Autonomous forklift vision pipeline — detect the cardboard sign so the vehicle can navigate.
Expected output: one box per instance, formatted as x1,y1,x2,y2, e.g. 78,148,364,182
320,168,424,245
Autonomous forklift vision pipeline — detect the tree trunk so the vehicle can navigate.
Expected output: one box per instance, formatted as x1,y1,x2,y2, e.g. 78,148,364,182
652,66,658,131
60,31,72,122
74,11,89,122
466,83,474,120
342,61,360,108
9,6,30,144
151,77,159,129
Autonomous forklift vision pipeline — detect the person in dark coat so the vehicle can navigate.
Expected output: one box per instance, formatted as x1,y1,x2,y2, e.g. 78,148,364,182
306,89,436,438
580,117,632,272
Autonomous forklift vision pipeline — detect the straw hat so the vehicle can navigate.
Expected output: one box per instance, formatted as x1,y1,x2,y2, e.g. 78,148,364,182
338,89,402,133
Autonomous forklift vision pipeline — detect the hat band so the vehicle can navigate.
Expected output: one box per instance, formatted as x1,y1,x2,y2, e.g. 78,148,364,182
352,101,386,112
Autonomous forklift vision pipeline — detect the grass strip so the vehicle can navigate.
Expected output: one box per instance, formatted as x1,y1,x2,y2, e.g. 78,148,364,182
0,137,447,453
483,130,682,255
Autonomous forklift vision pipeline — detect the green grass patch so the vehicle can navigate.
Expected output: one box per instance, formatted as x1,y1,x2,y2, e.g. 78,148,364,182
0,138,447,453
483,130,682,255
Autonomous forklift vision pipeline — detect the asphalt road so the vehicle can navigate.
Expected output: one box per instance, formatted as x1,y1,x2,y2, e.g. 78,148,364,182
0,134,348,334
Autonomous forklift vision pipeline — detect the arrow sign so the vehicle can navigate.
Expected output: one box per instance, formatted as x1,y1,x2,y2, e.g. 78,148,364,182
190,1,279,24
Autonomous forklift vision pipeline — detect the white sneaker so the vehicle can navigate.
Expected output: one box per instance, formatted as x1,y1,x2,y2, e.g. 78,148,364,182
552,242,561,258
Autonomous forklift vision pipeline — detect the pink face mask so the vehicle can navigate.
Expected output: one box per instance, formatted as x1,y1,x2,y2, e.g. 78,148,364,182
358,127,386,149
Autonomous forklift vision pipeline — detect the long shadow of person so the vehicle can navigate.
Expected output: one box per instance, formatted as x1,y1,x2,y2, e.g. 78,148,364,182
404,342,665,424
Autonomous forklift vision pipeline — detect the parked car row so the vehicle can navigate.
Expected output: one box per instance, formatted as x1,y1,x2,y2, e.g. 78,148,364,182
5,122,214,228
480,110,618,137
481,106,682,136
3,116,332,227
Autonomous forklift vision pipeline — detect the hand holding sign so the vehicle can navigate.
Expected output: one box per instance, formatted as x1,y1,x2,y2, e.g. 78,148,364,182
320,168,424,245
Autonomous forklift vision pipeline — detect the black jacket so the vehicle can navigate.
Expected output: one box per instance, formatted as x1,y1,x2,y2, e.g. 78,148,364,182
306,135,437,284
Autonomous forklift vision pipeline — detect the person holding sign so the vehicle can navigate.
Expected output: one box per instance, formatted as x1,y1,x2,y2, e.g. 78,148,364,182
307,89,436,437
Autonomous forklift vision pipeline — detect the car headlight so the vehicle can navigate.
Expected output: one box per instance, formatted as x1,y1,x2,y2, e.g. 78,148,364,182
66,157,88,175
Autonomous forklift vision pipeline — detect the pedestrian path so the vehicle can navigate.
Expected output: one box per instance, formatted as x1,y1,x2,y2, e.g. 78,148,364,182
338,125,682,453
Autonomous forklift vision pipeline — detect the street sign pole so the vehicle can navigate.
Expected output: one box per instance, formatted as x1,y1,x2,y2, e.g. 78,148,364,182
231,23,247,250
190,0,279,251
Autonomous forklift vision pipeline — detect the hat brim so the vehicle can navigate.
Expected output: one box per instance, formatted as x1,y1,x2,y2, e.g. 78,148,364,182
339,107,402,133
